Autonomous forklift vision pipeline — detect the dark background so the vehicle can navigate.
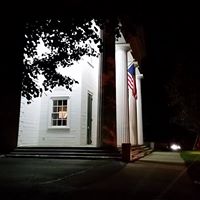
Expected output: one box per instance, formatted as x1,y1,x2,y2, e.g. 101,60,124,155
139,5,200,146
1,1,200,148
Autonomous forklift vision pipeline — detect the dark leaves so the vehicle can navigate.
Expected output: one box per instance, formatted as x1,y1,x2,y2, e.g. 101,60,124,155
23,16,121,103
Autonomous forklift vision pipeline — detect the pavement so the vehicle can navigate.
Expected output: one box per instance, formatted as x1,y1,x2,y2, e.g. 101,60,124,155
139,151,185,164
0,152,200,200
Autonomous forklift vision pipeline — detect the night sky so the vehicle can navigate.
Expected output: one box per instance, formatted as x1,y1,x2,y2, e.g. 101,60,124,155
136,5,200,143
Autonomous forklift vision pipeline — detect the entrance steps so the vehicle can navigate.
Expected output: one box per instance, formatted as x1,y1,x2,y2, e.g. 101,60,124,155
131,145,153,161
5,147,122,160
5,145,153,161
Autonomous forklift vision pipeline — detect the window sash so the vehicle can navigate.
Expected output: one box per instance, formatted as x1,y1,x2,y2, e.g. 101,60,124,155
51,99,68,127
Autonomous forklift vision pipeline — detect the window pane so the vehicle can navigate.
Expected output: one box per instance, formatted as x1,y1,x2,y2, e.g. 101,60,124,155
63,100,67,105
53,100,57,106
63,106,67,111
58,106,63,111
63,120,67,126
53,107,58,112
59,111,67,119
52,113,58,119
58,120,62,126
52,120,57,126
58,100,62,105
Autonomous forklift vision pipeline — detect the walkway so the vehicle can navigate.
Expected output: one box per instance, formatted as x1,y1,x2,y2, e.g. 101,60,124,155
139,151,185,164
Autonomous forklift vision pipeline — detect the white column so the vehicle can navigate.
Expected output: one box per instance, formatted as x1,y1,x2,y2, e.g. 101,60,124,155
115,44,130,146
129,88,137,145
136,67,144,145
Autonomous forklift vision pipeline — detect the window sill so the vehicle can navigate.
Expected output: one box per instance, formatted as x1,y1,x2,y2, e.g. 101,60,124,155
48,126,70,130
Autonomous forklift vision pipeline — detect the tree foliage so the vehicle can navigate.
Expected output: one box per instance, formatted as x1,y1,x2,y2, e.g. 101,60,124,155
22,16,121,103
165,63,200,134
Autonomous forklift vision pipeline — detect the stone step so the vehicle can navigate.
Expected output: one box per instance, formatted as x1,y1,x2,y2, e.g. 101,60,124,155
131,146,153,161
12,147,117,153
7,151,121,156
5,154,122,160
5,146,152,161
5,147,122,160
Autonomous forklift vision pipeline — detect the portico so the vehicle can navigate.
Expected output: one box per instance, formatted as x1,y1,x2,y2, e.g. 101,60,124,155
115,40,144,148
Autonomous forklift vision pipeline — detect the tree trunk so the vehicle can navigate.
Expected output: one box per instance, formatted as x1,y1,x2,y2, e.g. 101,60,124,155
0,16,24,153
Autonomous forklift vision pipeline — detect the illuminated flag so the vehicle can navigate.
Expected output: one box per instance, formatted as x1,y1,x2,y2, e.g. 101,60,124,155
128,63,137,99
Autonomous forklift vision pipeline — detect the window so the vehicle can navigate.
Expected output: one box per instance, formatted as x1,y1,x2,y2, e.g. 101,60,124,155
51,99,68,127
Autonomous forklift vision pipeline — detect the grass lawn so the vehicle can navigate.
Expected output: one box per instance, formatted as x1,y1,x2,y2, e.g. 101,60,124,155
180,151,200,163
180,151,200,183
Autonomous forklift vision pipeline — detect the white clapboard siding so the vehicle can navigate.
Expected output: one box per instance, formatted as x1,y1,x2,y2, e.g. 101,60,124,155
17,56,100,147
37,61,82,147
17,97,42,146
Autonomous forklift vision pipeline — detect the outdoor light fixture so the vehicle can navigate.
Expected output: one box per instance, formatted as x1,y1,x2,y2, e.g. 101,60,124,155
170,144,181,151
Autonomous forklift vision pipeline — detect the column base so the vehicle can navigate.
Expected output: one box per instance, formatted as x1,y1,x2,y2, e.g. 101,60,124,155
122,143,131,162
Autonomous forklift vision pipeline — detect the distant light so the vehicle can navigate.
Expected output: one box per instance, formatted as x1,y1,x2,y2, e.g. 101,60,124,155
170,144,181,151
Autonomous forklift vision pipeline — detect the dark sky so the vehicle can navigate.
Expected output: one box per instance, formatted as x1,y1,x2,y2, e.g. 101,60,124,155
137,6,200,141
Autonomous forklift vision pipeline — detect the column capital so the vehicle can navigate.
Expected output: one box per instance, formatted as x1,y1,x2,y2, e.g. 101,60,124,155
116,43,131,52
136,74,144,79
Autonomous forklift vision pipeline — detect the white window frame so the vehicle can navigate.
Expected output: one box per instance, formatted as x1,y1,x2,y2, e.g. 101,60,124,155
48,96,70,129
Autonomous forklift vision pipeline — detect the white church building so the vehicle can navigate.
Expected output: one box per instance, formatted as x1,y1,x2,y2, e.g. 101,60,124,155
17,26,144,148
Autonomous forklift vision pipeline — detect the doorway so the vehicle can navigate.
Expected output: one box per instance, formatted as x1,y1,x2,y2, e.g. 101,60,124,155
87,92,93,144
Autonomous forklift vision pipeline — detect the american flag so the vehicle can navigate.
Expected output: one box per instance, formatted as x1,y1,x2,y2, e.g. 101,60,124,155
128,63,137,99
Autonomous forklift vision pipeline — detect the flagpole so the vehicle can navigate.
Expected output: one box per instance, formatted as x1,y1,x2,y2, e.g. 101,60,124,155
128,61,138,145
